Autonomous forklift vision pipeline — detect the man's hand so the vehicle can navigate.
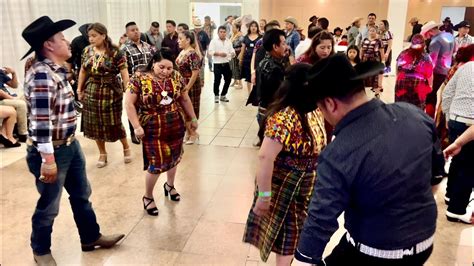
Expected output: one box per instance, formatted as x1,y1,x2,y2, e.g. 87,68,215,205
40,162,58,183
2,66,15,74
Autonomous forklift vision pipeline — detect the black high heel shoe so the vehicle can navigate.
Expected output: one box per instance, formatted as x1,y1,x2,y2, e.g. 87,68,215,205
164,182,181,201
142,196,159,216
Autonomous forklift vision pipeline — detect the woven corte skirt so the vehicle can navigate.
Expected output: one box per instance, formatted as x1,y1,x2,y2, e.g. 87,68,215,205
243,154,317,262
142,110,185,174
82,77,126,142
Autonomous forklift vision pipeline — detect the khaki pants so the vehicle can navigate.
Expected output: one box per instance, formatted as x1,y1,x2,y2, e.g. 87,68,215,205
0,98,27,135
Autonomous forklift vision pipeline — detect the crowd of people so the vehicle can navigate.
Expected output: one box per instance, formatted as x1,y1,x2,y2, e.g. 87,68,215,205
0,8,471,266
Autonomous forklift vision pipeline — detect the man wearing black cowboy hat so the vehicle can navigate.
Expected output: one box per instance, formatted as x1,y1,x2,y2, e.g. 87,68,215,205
440,17,454,34
293,54,445,265
22,16,124,265
454,20,472,54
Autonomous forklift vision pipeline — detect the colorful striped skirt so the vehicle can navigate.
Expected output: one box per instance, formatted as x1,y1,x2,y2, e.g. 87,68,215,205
141,109,185,174
243,153,318,262
187,77,202,120
82,75,126,142
395,73,431,109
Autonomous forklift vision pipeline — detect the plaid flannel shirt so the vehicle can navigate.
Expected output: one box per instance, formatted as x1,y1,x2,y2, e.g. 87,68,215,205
24,58,76,154
121,40,154,75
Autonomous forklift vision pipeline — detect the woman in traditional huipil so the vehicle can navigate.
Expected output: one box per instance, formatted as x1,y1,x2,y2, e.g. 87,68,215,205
360,25,385,98
230,21,244,89
394,34,433,109
176,30,202,145
77,23,131,168
243,63,326,265
125,49,198,216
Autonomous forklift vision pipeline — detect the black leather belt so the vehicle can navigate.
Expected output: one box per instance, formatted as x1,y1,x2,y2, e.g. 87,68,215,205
27,134,75,148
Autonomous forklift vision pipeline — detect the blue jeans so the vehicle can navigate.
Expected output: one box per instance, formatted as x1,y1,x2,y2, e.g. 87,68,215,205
26,140,100,255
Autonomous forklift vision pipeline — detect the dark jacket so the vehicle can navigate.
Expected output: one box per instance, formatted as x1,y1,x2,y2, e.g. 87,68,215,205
256,54,286,108
295,100,444,264
68,23,91,73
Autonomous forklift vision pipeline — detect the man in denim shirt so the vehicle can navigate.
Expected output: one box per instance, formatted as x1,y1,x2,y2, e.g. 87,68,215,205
284,17,300,53
421,21,455,117
293,55,445,266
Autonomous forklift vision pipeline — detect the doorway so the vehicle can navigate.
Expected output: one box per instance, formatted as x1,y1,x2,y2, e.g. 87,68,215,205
191,2,242,39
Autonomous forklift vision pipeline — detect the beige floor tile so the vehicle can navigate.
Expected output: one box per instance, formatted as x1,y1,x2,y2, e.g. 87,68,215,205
202,195,253,223
224,122,253,130
239,137,260,148
182,220,249,258
175,252,247,265
121,215,199,251
210,136,242,147
217,128,248,138
194,134,215,145
247,246,276,265
105,246,180,265
458,227,473,246
197,127,222,136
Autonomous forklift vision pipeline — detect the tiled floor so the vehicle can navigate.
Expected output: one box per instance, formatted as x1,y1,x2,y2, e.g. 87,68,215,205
1,70,472,265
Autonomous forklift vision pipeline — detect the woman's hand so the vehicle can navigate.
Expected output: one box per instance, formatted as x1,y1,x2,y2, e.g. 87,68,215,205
77,90,84,101
190,121,198,131
444,142,462,159
134,127,145,140
252,198,271,216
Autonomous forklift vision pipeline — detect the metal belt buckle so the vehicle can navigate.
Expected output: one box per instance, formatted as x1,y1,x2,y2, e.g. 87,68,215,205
66,135,74,146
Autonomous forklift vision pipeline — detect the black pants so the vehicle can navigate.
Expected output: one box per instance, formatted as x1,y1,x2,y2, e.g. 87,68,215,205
447,120,474,214
325,234,433,266
425,73,446,117
213,63,232,96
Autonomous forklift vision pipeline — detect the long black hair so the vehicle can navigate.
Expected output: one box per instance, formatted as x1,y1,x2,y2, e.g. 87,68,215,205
258,63,317,144
247,20,261,36
142,48,176,72
346,45,361,64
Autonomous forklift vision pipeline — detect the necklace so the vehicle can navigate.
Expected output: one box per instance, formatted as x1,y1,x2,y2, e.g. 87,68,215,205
91,48,105,73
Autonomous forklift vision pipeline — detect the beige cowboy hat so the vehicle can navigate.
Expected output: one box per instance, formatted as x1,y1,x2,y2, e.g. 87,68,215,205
408,17,419,24
421,20,442,36
284,16,298,28
193,19,202,28
351,17,363,25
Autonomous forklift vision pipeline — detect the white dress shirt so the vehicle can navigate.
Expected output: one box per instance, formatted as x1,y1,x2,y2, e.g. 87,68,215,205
208,38,235,64
295,38,312,59
442,61,474,119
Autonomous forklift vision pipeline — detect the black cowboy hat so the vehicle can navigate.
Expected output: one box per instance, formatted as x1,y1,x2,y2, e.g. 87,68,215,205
21,16,76,60
308,54,384,101
333,27,343,34
454,20,471,30
443,17,451,23
309,15,318,22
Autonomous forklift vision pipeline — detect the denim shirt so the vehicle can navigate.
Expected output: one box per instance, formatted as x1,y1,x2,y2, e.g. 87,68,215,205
295,99,443,264
286,30,300,53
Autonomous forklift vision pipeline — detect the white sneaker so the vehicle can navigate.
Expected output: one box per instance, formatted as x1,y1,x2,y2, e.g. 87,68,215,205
214,96,219,103
446,206,473,224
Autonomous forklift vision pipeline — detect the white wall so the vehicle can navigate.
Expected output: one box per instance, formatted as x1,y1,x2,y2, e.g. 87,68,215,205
440,6,466,25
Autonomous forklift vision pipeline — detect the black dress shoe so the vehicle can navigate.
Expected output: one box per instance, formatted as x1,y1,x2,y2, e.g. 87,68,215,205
131,135,140,144
0,135,21,148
